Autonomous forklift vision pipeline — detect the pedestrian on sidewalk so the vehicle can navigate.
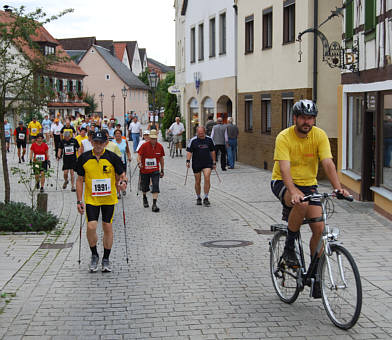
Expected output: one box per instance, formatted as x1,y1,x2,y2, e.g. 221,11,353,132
210,117,228,171
14,121,28,163
137,129,165,212
29,133,50,193
76,131,128,272
226,117,239,169
186,126,216,206
169,116,185,157
205,113,216,137
4,119,12,152
57,131,79,192
129,116,142,153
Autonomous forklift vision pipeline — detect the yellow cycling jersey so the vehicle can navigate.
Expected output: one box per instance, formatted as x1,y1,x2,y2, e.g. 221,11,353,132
76,149,125,206
272,125,332,186
28,121,42,136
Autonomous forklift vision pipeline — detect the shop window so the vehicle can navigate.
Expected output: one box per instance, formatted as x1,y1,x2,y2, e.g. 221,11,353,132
263,8,273,49
283,0,295,44
245,95,253,131
382,94,392,189
261,97,271,134
347,95,363,174
282,98,294,129
245,15,254,54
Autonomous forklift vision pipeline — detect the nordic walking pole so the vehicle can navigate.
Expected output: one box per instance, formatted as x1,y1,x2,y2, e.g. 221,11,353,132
214,168,222,184
55,158,60,190
78,213,82,265
121,192,129,264
129,162,132,192
137,172,141,196
184,167,189,185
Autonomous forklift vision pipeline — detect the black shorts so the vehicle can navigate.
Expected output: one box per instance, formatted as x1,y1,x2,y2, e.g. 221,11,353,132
271,180,321,208
86,204,115,223
33,161,48,174
62,158,77,171
140,171,160,193
5,137,10,143
192,166,212,174
17,141,26,149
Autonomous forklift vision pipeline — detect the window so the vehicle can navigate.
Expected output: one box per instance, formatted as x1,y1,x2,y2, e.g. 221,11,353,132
219,12,226,55
261,97,272,134
190,27,196,63
105,74,110,80
283,0,295,44
382,93,392,189
364,0,376,41
44,45,55,55
282,98,294,128
209,17,216,58
245,95,253,131
263,8,273,49
345,0,354,41
347,95,363,174
245,15,254,53
198,23,204,61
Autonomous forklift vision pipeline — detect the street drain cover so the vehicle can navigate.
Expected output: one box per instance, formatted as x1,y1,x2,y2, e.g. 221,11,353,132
39,243,73,249
254,229,274,235
201,240,253,248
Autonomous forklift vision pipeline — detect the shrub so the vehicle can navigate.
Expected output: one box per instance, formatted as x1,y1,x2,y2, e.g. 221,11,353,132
0,201,59,232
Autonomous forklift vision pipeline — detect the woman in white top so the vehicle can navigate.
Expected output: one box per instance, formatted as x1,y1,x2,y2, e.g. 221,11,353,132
78,130,93,154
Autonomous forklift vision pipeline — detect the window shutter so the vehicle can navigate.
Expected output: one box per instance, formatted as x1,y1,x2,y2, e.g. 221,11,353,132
56,79,60,91
365,0,376,31
345,1,354,40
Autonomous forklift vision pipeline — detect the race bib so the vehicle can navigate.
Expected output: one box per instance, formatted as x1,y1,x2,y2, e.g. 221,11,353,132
43,126,50,133
32,128,37,134
92,178,111,196
55,131,60,135
64,146,74,155
18,133,25,140
145,158,157,169
36,154,45,161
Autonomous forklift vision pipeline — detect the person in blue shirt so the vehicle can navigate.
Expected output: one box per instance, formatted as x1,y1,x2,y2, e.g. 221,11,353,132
4,119,12,152
41,115,52,145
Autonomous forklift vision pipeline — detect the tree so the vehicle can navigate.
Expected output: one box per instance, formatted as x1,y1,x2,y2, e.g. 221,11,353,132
0,6,72,203
84,92,98,116
159,72,180,137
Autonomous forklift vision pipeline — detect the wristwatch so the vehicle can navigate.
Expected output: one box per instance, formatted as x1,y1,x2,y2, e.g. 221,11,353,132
186,160,190,163
77,200,82,205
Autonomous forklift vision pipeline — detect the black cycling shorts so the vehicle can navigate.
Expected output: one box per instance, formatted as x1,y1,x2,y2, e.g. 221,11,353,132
271,180,321,208
17,141,26,149
86,204,115,224
140,171,160,193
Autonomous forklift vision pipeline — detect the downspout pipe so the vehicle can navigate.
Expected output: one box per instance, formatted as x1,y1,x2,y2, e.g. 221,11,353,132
313,0,318,103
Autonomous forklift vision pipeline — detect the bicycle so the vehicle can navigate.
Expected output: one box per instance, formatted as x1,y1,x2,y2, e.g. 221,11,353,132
168,135,176,159
269,191,362,329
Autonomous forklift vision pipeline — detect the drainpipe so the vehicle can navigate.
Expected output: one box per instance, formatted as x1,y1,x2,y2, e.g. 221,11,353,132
313,0,318,103
233,1,238,124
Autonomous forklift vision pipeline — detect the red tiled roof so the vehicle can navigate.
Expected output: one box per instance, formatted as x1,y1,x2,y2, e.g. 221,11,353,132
114,42,126,61
48,102,89,107
57,37,96,50
0,11,86,77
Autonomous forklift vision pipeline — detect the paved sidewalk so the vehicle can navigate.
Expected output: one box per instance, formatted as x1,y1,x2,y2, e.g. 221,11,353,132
0,141,392,339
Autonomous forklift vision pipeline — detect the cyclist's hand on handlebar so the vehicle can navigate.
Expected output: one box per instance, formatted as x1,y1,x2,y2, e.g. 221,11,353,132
289,190,305,206
334,188,353,201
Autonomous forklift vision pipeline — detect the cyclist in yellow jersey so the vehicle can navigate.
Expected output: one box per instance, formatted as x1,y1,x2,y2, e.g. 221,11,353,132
76,131,127,273
28,116,42,141
271,100,350,298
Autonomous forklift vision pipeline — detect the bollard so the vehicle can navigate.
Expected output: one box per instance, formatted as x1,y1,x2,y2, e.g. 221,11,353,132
36,192,48,212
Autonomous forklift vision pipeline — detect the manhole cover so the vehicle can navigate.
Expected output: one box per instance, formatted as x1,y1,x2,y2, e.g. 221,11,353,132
254,229,274,235
201,240,253,248
39,243,73,249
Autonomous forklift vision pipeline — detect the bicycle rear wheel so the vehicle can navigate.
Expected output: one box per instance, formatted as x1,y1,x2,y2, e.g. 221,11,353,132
269,231,300,304
319,244,362,329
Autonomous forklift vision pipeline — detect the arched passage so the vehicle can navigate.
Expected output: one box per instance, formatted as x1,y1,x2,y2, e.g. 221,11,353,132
217,95,232,124
189,97,199,137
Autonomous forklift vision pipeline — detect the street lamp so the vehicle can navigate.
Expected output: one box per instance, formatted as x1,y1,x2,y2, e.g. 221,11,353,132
111,93,115,119
99,92,104,117
147,70,159,126
121,86,127,136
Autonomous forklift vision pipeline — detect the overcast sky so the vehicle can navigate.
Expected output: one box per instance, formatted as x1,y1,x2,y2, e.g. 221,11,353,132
5,0,176,65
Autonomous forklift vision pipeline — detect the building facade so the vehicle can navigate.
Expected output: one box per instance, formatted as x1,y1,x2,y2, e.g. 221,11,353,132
338,0,392,219
175,0,237,139
237,0,342,170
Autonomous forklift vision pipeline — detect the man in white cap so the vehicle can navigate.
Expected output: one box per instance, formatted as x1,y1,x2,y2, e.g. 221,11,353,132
136,130,150,152
137,129,165,212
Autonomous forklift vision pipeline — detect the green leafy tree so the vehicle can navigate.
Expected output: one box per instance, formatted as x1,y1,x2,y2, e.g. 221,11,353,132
84,92,98,115
159,72,180,138
0,5,73,203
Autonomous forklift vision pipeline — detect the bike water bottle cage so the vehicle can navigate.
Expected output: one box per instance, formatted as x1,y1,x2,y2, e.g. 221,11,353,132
292,100,318,117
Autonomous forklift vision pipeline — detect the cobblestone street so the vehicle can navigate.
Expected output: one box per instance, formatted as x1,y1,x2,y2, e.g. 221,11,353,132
1,142,392,339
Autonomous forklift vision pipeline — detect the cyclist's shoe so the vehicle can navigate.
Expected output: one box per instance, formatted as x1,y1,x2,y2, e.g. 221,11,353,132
312,281,322,299
282,247,300,268
89,255,99,272
101,258,112,272
203,198,210,207
196,197,202,205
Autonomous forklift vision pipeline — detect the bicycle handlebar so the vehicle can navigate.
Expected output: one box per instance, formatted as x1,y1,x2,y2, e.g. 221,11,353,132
301,192,354,202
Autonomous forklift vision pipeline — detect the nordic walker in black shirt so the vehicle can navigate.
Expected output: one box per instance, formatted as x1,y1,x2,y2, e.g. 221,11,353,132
186,126,216,206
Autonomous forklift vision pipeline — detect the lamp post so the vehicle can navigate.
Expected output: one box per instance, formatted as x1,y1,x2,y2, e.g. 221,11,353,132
147,70,159,126
99,92,104,117
111,93,115,119
121,86,127,136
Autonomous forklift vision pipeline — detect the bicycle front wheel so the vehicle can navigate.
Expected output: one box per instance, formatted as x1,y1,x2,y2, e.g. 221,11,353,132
319,244,362,329
170,142,175,158
269,231,300,304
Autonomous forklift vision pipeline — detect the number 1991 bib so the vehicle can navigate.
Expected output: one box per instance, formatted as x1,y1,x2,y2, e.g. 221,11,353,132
92,178,111,196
